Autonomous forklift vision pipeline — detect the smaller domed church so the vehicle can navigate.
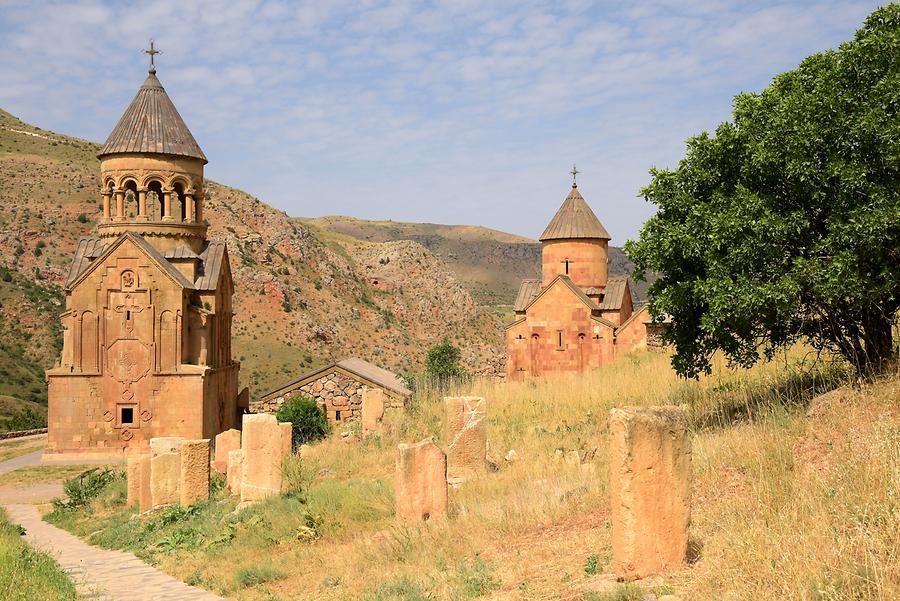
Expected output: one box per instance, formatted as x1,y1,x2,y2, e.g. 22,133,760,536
505,180,651,379
44,58,243,461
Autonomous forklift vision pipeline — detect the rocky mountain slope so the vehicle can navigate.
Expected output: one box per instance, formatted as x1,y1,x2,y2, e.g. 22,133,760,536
0,109,504,401
307,216,651,305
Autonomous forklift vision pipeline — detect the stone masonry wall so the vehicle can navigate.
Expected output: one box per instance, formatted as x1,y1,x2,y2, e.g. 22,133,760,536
251,369,400,423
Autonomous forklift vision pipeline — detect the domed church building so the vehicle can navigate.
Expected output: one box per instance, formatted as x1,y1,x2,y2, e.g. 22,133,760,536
45,52,243,461
505,177,652,380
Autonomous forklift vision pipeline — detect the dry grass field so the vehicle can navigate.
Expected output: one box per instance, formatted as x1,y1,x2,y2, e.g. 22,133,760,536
46,350,899,601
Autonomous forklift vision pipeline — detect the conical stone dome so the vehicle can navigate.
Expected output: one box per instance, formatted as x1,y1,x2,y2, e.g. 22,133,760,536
539,185,610,241
98,70,207,163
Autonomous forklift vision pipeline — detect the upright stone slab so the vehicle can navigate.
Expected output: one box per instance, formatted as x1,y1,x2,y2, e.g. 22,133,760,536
149,437,183,508
180,439,210,506
137,454,152,513
280,422,293,457
213,429,241,474
395,437,448,524
126,456,142,507
240,413,283,502
362,388,386,435
444,396,487,480
608,406,691,580
227,449,244,496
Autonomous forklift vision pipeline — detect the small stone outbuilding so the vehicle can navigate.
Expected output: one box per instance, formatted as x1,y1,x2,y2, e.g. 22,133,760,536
252,358,411,423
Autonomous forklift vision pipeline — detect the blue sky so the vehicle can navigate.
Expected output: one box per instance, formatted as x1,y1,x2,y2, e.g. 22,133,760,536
0,0,883,242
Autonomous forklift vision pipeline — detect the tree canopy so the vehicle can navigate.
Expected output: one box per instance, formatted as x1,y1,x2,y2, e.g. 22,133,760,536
625,4,899,377
425,337,467,382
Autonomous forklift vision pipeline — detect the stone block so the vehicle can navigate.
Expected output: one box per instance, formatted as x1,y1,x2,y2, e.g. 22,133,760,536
126,456,141,507
444,396,487,480
280,422,293,457
180,439,210,506
213,429,241,475
240,413,283,502
362,388,386,435
608,406,691,580
227,449,244,496
138,454,152,513
395,437,447,524
149,437,183,508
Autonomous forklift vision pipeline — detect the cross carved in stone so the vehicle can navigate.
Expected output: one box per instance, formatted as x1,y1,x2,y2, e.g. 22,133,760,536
114,294,144,334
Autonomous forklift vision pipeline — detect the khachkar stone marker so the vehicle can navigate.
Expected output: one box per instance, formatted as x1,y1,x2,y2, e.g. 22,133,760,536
362,388,386,436
150,437,183,508
213,429,241,474
240,414,283,502
444,396,487,480
608,406,691,580
180,439,211,506
227,449,244,496
126,454,152,513
395,437,448,524
280,422,293,457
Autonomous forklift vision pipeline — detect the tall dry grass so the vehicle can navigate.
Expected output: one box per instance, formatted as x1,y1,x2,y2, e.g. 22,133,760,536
49,349,898,601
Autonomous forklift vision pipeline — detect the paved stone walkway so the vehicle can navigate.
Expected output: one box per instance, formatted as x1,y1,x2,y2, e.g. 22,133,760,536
0,449,229,601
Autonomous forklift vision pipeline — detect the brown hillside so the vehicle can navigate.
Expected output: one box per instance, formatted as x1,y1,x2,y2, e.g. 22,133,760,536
0,109,503,400
306,215,651,305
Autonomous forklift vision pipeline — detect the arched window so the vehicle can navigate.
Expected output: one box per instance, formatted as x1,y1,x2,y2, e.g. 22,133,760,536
147,181,164,221
122,180,138,219
173,182,186,222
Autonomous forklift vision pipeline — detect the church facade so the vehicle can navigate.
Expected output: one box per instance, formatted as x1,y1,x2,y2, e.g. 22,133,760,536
505,181,650,379
45,61,242,461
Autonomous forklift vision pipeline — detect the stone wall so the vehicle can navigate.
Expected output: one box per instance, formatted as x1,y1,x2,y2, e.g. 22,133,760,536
251,369,400,423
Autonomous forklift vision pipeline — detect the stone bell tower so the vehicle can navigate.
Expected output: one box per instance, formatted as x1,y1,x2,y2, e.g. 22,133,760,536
45,47,243,462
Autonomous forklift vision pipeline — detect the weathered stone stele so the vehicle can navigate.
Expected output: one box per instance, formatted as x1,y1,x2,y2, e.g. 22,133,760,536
137,454,152,512
226,449,244,496
444,396,487,480
395,437,448,524
149,437,183,508
179,439,210,506
279,422,293,457
608,406,691,580
362,388,386,435
213,428,241,474
240,414,283,502
126,456,142,507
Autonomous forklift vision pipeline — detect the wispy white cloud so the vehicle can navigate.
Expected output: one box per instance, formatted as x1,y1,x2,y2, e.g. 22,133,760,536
0,0,881,240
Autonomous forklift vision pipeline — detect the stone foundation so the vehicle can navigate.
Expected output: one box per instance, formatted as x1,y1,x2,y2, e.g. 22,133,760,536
608,406,691,580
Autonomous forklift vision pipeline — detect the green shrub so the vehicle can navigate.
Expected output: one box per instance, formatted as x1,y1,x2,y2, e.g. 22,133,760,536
76,213,88,223
52,468,118,511
4,407,46,431
276,395,330,447
584,553,600,575
234,564,286,587
425,337,467,383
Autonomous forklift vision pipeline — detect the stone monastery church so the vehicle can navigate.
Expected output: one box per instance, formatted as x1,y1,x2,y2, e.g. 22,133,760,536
506,180,652,379
44,59,244,461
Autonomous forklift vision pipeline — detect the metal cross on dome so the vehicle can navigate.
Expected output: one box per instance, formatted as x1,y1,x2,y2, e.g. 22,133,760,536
570,163,579,187
143,39,161,71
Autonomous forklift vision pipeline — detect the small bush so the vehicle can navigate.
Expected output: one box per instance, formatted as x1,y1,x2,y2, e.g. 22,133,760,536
276,395,330,447
53,468,118,511
425,337,467,383
583,553,600,575
4,407,46,431
234,564,286,587
76,213,88,223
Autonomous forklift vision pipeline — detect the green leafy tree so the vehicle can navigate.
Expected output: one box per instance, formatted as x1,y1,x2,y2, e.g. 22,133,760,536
425,337,467,382
626,5,899,377
276,395,330,448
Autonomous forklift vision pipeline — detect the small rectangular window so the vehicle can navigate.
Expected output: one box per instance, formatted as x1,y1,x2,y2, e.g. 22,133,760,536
335,410,342,421
120,406,135,425
557,330,564,350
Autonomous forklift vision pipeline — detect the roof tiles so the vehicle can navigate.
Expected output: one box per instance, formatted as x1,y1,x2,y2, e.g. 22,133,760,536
539,185,610,241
